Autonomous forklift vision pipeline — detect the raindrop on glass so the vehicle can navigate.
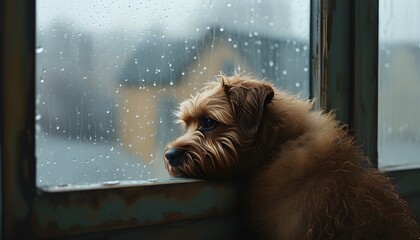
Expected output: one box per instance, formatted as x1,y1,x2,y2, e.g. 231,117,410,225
36,47,44,54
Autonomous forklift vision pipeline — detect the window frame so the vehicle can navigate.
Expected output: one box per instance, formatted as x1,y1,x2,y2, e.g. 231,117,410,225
2,1,238,238
311,0,379,166
311,0,420,220
2,0,419,239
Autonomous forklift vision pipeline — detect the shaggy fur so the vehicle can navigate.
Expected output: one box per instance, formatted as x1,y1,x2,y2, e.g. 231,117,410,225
164,74,420,240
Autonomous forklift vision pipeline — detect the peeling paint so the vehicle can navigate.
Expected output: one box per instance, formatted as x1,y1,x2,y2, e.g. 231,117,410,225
32,181,235,238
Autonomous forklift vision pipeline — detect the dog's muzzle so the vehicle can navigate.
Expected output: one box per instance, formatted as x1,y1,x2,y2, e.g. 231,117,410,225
164,148,186,167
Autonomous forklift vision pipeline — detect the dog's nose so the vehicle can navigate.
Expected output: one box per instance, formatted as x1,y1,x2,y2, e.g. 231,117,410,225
165,148,185,167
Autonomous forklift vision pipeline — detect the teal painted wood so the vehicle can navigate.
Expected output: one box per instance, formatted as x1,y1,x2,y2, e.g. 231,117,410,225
2,0,36,239
315,0,353,124
311,0,379,165
324,0,352,125
32,180,235,238
60,216,239,240
389,169,420,220
353,0,379,167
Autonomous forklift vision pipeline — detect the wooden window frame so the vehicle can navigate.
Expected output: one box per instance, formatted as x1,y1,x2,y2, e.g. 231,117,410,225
2,1,238,239
311,0,420,220
2,0,419,239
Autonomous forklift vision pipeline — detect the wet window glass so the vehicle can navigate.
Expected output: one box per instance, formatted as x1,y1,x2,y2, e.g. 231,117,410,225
36,0,310,186
378,0,420,170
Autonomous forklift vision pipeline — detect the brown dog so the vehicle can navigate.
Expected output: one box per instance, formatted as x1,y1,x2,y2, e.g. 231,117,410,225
164,74,420,239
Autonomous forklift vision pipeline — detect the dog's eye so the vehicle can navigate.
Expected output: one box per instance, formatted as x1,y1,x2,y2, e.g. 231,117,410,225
199,116,218,132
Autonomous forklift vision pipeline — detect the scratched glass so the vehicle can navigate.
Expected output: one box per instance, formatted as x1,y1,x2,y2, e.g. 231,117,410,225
378,0,420,170
36,0,310,186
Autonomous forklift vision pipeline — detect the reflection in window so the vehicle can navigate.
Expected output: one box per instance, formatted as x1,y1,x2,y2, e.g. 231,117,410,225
378,0,420,169
36,0,310,186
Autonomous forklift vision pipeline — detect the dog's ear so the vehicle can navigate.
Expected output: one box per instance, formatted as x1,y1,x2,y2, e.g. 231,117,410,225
223,78,274,137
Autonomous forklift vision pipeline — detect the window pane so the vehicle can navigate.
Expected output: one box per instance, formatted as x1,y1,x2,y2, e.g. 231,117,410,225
378,0,420,170
36,0,310,186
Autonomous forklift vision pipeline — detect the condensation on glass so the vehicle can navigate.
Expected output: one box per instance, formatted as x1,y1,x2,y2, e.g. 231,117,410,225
378,0,420,170
36,0,310,186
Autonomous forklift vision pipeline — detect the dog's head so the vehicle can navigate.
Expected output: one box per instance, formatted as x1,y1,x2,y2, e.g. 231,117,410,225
164,75,274,179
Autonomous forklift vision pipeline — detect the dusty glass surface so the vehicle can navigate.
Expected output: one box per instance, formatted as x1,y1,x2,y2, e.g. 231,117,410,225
378,0,420,170
36,0,310,186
